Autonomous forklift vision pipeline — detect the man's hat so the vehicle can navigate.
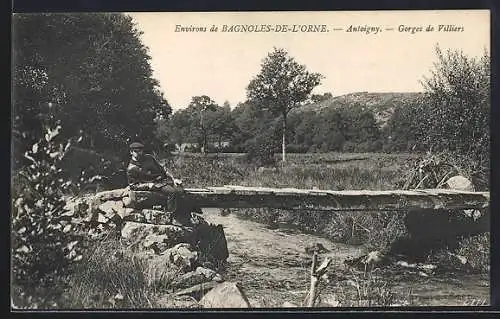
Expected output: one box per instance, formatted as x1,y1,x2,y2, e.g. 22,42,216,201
129,142,144,149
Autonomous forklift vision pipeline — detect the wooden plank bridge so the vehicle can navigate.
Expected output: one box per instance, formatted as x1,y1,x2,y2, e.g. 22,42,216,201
71,185,490,227
183,185,489,212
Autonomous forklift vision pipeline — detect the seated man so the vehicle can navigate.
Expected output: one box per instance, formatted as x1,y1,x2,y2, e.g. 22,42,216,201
126,142,200,224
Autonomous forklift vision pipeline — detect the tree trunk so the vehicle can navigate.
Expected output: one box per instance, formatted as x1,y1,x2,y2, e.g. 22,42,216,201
307,251,318,307
218,134,222,155
203,129,207,154
282,112,287,162
200,110,205,154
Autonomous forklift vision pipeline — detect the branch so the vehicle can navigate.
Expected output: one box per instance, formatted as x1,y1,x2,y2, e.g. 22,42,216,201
305,251,332,307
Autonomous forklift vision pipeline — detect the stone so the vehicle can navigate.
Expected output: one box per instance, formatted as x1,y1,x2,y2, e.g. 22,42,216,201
174,281,220,297
171,267,223,290
282,301,298,307
142,234,171,254
122,196,132,207
97,213,108,223
121,222,194,247
129,191,171,209
142,209,173,225
64,197,93,218
94,188,130,202
199,282,252,308
143,253,184,287
162,243,199,271
124,212,147,223
194,224,229,264
365,250,384,265
196,267,223,282
98,200,124,218
117,207,136,219
190,213,209,226
446,175,475,191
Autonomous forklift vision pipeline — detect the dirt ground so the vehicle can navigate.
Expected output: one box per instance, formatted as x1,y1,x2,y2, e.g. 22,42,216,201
202,209,490,308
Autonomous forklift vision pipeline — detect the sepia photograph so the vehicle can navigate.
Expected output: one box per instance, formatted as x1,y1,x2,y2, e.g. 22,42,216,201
11,10,490,309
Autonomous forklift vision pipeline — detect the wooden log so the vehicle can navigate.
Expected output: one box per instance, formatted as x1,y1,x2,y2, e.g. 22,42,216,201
184,187,489,211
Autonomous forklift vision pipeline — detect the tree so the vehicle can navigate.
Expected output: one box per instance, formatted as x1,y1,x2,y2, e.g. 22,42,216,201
418,46,490,176
156,109,192,148
311,92,333,103
12,13,171,163
383,98,427,152
185,95,218,153
230,102,260,152
247,48,323,162
313,108,346,151
204,103,236,151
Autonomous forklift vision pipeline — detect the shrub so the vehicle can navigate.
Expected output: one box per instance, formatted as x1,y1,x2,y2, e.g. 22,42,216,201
340,269,413,307
245,131,279,167
11,123,96,307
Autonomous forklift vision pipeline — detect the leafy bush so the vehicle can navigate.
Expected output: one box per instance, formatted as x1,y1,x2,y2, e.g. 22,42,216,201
420,47,489,164
11,123,97,307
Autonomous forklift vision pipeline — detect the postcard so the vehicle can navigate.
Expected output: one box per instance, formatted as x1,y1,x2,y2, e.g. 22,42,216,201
11,10,490,310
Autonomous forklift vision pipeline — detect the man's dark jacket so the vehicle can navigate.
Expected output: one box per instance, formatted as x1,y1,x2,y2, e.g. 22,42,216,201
126,154,172,186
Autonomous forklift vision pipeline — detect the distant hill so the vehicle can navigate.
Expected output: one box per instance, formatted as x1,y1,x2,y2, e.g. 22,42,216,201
293,92,424,127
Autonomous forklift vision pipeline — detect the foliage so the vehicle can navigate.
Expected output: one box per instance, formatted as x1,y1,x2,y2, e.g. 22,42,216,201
160,95,397,155
158,47,488,165
204,102,237,150
419,46,489,165
246,47,323,161
12,13,170,162
382,46,490,190
185,95,218,152
382,98,427,152
158,96,237,152
455,232,490,273
230,102,274,152
311,92,333,103
340,269,413,307
245,120,281,167
157,109,195,150
11,123,90,290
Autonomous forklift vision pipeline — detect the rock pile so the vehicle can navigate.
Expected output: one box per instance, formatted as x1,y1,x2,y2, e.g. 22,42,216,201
64,187,232,303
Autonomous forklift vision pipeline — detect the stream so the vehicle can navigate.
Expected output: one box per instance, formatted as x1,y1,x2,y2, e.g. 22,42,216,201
202,209,490,307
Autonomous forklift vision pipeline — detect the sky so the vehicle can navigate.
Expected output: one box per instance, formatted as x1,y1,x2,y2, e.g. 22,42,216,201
128,10,490,111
